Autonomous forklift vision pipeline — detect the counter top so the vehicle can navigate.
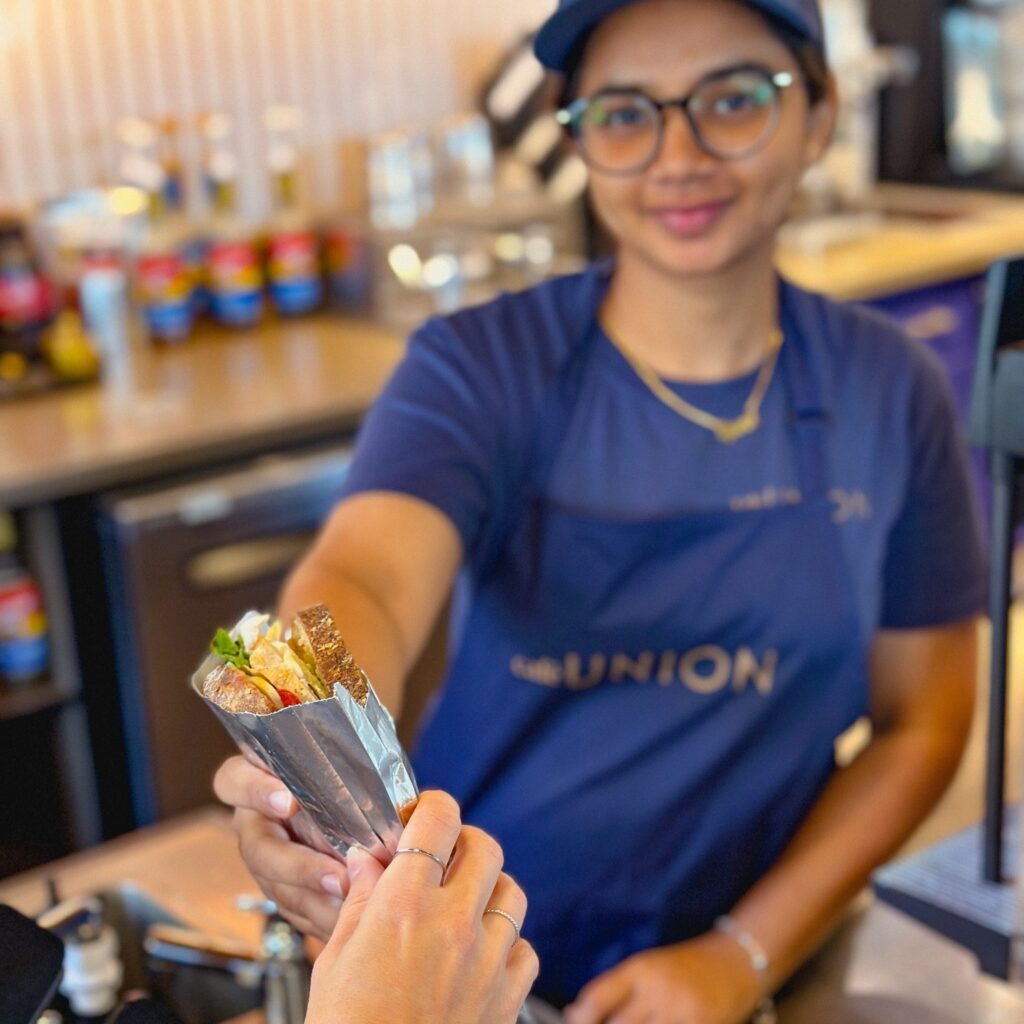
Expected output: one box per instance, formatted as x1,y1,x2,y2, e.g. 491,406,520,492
1,809,1022,1024
0,316,404,508
776,183,1024,302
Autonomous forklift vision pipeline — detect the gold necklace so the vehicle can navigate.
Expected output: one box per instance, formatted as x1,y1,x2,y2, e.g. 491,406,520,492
614,328,784,444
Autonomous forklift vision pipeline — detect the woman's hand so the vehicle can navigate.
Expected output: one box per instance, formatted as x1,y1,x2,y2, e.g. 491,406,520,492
306,790,540,1024
564,932,763,1024
213,756,348,942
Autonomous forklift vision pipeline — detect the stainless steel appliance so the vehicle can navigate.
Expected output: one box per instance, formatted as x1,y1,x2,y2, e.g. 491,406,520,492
98,446,351,825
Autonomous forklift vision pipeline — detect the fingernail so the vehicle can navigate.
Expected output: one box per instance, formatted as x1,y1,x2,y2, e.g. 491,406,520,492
320,873,343,896
347,848,369,881
268,790,292,815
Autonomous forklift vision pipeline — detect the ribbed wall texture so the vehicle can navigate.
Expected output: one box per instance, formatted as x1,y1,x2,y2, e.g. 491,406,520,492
0,0,554,215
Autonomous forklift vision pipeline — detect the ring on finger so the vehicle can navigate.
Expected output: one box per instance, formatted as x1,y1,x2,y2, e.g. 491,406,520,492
484,907,522,943
394,846,448,879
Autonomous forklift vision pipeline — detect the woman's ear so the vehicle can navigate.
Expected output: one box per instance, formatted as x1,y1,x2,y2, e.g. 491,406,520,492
803,73,840,168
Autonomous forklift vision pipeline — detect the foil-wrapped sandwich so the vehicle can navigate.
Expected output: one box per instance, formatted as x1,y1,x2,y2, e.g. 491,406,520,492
202,604,367,713
193,604,417,861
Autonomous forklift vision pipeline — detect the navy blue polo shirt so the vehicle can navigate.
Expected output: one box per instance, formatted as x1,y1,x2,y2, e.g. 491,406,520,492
339,263,985,998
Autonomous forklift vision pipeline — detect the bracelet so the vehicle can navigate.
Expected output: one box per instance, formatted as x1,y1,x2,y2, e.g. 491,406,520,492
713,916,777,1023
714,915,770,975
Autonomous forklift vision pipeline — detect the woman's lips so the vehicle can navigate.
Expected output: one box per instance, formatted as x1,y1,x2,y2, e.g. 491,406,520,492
648,200,732,237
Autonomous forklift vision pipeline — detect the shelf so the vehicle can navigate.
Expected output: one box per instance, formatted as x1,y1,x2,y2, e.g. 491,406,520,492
0,678,71,721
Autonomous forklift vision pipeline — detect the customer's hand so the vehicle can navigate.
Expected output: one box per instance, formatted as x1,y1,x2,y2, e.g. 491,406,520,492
213,755,347,942
564,931,762,1024
306,790,539,1024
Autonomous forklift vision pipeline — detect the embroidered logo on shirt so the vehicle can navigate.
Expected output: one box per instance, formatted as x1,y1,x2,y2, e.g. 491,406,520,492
510,645,778,696
729,486,873,524
828,488,873,524
729,486,802,512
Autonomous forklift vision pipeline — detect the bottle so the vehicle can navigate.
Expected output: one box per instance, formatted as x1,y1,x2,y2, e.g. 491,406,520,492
158,116,185,214
0,215,55,386
118,118,195,345
263,106,323,317
324,215,373,312
78,232,133,390
136,187,196,345
59,920,123,1023
202,114,264,329
0,510,48,687
161,115,208,318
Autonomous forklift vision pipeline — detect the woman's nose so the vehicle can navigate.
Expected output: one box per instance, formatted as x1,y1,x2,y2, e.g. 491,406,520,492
652,105,713,174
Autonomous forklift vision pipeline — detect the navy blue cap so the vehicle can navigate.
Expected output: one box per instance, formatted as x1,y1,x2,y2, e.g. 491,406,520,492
534,0,824,72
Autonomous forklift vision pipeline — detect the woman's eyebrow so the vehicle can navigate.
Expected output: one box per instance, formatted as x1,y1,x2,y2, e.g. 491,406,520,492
587,61,775,96
589,80,649,94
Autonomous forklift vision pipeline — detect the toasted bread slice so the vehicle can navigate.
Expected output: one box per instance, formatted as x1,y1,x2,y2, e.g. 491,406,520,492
291,603,368,706
203,662,279,715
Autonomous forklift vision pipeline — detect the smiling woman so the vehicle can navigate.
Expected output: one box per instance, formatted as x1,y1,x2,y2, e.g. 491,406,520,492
213,3,987,1022
569,0,835,305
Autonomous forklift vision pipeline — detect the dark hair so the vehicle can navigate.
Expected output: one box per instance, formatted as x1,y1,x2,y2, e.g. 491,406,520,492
557,10,830,107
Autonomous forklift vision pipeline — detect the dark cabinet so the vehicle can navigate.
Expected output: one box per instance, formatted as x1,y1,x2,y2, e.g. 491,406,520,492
97,446,353,826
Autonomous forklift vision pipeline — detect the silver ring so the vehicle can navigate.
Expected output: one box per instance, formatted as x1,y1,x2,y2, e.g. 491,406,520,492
484,907,521,942
394,846,447,877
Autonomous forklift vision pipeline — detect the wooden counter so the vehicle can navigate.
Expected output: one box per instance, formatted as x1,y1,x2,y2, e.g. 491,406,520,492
777,184,1024,303
1,808,1022,1024
0,315,405,509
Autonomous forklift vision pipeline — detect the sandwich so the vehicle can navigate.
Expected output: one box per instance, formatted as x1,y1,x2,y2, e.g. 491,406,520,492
194,602,418,859
201,603,369,715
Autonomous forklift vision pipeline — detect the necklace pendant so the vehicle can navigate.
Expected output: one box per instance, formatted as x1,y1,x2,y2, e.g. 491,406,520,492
715,410,760,444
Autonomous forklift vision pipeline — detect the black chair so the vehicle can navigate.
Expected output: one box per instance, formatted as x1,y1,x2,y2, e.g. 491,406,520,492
968,255,1024,884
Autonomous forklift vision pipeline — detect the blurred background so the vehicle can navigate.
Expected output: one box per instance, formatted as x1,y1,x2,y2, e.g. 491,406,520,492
0,0,1020,1020
0,0,1020,993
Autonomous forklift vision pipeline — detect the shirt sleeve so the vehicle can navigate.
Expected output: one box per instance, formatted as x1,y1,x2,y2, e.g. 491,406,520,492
338,315,517,559
879,347,987,629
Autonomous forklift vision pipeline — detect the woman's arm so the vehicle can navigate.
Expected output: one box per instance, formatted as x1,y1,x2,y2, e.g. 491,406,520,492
729,616,978,987
566,616,979,1024
279,490,463,717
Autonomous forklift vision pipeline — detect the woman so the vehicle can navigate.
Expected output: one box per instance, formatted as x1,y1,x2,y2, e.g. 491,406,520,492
216,1,984,1021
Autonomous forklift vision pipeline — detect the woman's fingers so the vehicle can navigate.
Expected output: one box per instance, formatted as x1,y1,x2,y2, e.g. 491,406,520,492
325,847,387,953
565,967,634,1024
258,877,341,943
481,872,528,957
382,790,463,890
444,825,505,916
234,809,348,896
263,904,320,943
301,791,536,1024
506,941,541,1016
214,755,297,819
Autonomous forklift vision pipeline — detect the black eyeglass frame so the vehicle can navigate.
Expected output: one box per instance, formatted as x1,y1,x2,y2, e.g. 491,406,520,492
556,65,798,174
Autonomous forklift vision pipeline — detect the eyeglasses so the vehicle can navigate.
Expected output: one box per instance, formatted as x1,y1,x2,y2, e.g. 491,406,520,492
556,66,797,174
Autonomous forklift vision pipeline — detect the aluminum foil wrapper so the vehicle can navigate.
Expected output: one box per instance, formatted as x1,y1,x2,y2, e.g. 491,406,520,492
192,652,418,863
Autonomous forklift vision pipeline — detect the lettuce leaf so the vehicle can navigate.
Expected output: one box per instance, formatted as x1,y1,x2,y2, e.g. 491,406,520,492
211,628,251,670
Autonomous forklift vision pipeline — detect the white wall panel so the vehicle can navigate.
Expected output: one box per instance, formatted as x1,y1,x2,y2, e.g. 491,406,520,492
0,0,556,215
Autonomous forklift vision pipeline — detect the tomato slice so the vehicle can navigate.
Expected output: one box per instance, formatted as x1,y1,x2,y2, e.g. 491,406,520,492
276,689,301,707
